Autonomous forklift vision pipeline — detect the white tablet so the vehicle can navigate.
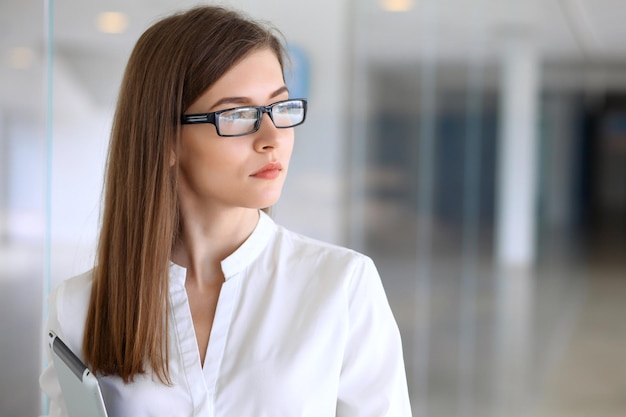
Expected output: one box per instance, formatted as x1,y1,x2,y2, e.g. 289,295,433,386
48,331,109,417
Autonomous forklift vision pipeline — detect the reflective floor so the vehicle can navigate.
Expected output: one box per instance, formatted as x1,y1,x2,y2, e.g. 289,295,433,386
535,244,626,417
367,226,625,417
1,235,624,417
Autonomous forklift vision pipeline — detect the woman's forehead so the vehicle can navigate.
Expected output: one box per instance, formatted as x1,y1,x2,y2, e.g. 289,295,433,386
189,49,286,111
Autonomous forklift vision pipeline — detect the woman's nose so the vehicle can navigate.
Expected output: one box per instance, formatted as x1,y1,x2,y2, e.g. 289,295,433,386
253,113,281,151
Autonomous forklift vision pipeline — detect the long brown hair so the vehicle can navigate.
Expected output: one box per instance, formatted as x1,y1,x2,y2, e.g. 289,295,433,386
83,6,286,384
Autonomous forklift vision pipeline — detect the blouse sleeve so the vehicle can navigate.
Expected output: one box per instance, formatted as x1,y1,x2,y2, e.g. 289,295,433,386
336,255,412,416
39,285,70,417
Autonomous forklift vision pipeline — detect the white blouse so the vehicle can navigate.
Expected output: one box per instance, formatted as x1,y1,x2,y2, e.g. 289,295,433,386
40,211,412,416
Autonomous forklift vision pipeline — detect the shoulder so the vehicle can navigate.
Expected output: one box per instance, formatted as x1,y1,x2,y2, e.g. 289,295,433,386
47,270,94,354
270,223,377,279
270,225,394,323
276,223,369,259
53,270,94,312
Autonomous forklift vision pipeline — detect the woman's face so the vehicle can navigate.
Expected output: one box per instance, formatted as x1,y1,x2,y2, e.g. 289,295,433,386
177,48,294,211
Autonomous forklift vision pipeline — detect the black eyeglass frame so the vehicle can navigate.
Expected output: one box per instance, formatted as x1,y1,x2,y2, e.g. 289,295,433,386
180,98,308,137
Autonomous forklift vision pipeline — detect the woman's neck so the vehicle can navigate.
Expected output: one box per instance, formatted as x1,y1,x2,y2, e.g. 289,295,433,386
171,205,259,288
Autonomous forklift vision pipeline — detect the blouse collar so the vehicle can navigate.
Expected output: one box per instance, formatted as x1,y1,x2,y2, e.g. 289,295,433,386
220,210,275,279
169,210,276,285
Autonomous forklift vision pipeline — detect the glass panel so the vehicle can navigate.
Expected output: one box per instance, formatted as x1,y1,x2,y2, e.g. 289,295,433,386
0,1,46,416
349,1,626,417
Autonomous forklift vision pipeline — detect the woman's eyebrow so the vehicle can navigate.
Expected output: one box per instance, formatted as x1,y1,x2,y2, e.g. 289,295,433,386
210,86,290,110
270,85,289,98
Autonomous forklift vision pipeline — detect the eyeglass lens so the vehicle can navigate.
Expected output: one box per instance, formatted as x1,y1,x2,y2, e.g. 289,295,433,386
217,100,305,136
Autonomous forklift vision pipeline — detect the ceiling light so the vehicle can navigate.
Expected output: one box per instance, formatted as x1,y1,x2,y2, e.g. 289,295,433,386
380,0,414,12
96,12,129,34
9,47,35,69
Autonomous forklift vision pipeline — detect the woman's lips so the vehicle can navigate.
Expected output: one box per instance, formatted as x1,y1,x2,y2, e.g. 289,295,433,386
251,162,283,179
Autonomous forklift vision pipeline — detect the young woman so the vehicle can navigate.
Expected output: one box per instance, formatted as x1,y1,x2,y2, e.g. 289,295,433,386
40,6,411,416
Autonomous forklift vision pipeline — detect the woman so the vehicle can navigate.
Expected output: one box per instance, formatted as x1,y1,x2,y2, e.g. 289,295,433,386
40,5,411,416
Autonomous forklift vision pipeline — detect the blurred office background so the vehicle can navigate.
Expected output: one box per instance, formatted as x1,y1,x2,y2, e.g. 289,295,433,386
1,0,625,416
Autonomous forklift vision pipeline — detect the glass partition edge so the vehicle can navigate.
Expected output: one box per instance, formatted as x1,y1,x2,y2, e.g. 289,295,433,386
41,0,54,414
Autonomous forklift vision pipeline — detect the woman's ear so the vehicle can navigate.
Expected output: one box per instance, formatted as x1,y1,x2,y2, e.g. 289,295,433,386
169,150,176,167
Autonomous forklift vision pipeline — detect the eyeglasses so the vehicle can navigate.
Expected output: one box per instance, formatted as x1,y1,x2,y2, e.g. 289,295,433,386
181,98,307,137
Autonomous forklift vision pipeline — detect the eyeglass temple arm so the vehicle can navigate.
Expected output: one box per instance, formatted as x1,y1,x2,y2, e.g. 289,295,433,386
181,112,217,125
